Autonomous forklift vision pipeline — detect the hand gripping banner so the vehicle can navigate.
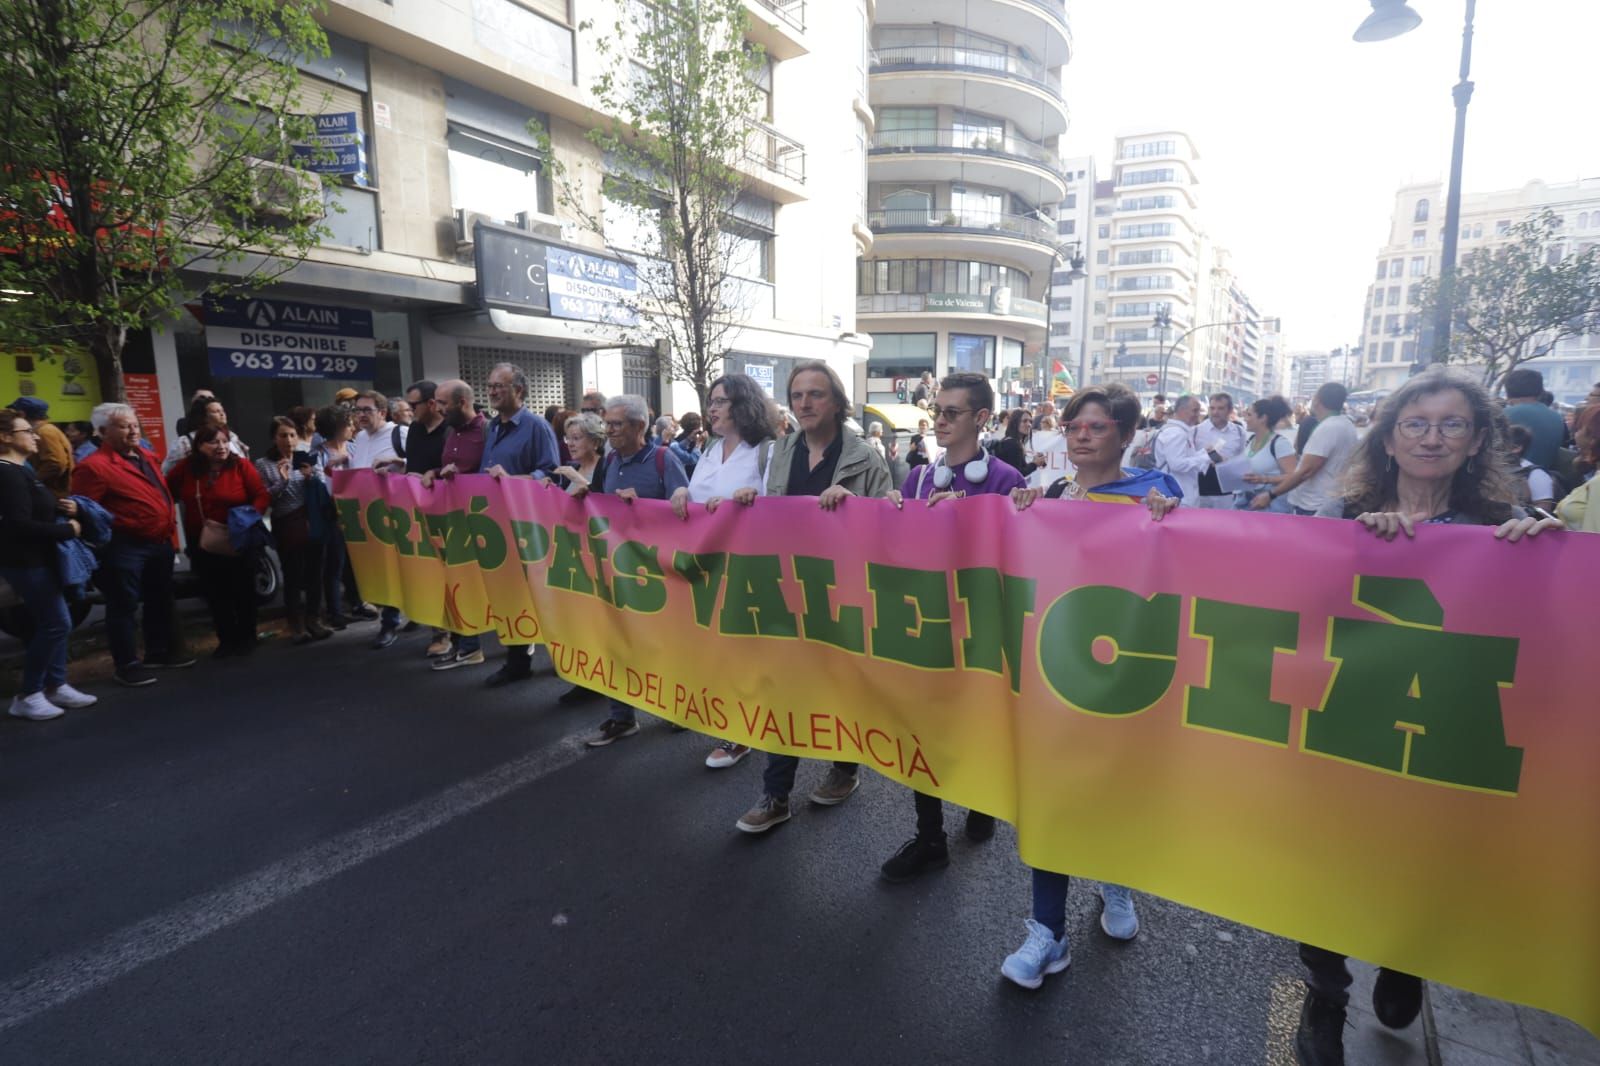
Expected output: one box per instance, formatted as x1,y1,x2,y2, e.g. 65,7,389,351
334,470,1600,1033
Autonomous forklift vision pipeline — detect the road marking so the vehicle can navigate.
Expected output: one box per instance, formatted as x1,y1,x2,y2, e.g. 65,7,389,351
0,736,588,1033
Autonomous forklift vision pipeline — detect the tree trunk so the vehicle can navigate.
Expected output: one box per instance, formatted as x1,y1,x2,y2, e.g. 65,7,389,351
91,320,128,403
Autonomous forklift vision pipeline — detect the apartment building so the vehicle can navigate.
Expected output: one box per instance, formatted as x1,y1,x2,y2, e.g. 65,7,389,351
855,0,1073,407
1356,177,1600,401
1044,157,1096,397
140,0,871,453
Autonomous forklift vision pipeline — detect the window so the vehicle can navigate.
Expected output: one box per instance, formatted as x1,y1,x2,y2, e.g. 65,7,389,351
1095,250,1109,265
1094,276,1107,290
1117,223,1174,239
856,258,1030,296
1050,321,1072,336
951,109,1004,149
1409,256,1427,277
866,332,936,373
1387,286,1401,307
1496,220,1511,236
1059,219,1076,235
1401,341,1417,362
1411,229,1426,247
1414,198,1430,222
1391,260,1405,278
1064,193,1077,208
1092,301,1105,315
1120,168,1178,187
1373,289,1385,309
1382,341,1395,361
448,127,548,221
1092,326,1105,339
876,107,937,147
879,187,932,225
949,333,995,375
1371,316,1382,334
724,227,772,282
1385,314,1400,334
1097,224,1110,239
1118,195,1176,212
1375,261,1388,280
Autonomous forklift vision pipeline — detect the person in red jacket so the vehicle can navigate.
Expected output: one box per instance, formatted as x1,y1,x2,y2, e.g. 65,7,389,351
71,403,193,687
167,424,269,658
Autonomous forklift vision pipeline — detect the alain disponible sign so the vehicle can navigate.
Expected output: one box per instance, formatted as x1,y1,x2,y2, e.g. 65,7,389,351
472,220,639,328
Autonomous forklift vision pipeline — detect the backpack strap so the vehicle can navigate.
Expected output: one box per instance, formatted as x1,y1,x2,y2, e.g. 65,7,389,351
391,424,406,458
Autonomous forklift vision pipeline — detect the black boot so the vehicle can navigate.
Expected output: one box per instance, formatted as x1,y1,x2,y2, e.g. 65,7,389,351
1293,987,1347,1066
1372,968,1423,1029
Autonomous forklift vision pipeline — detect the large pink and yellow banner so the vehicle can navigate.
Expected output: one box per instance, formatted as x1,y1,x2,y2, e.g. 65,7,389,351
335,470,1600,1033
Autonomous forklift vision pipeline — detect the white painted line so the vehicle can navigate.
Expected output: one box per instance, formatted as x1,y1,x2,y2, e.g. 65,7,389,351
0,736,588,1033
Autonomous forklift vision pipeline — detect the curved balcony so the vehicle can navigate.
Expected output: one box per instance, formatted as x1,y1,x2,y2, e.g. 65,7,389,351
868,128,1068,201
867,207,1058,262
870,45,1069,141
874,0,1071,60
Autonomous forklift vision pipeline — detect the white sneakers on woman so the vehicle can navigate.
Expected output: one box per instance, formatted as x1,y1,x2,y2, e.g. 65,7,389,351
6,685,96,721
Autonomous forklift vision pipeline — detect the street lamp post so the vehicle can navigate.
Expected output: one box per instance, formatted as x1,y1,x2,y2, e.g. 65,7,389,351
1042,239,1086,401
1355,0,1477,364
1161,317,1276,399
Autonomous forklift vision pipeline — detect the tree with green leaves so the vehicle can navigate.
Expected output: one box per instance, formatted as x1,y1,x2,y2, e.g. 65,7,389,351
551,0,767,411
1413,210,1600,391
0,0,333,401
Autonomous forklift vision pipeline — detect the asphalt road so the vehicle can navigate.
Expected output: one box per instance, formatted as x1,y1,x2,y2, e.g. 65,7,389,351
1,621,1310,1066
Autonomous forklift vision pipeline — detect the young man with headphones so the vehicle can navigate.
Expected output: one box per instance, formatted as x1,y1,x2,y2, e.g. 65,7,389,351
880,371,1026,882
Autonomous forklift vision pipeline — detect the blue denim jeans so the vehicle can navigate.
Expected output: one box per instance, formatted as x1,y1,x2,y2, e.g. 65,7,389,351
760,753,857,803
0,565,70,694
1031,868,1072,939
96,535,175,669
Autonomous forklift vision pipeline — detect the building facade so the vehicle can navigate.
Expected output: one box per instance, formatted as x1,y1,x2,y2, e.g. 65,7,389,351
855,0,1073,407
135,0,872,456
1044,157,1096,398
1355,177,1600,401
1289,349,1330,403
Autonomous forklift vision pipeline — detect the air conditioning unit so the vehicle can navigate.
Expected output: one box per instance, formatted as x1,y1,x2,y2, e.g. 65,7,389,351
247,159,321,220
454,208,499,250
514,211,564,242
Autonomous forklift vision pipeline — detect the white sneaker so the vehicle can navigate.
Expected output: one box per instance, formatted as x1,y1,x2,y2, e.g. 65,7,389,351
9,692,64,721
46,683,97,709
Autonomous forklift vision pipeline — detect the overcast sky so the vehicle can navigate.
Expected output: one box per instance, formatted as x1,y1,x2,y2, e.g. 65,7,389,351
1061,0,1600,353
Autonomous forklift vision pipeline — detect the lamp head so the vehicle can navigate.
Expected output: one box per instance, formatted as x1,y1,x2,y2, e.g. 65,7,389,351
1354,0,1422,42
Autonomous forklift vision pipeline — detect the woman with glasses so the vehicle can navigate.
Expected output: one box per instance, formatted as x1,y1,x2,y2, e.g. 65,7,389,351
666,372,779,769
1000,384,1180,989
0,409,97,720
552,412,608,496
169,424,269,658
1291,368,1560,1066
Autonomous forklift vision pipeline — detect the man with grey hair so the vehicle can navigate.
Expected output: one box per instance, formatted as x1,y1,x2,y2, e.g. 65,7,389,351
583,394,689,747
579,390,607,416
474,361,560,687
71,402,194,685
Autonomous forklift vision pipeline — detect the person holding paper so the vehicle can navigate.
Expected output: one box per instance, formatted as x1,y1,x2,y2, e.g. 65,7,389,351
1234,396,1298,512
1192,393,1247,509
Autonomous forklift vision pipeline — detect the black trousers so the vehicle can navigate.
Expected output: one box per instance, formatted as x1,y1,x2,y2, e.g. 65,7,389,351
1299,943,1420,1008
190,547,258,649
278,538,322,629
913,790,993,842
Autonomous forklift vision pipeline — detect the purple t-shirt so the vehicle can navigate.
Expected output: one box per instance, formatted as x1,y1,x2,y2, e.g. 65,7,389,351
901,452,1027,499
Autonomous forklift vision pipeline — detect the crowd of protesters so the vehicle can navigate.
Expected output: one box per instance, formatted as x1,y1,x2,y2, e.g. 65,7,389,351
0,357,1593,1066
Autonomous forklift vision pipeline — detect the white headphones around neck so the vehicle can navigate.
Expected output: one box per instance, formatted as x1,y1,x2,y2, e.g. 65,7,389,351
931,452,990,490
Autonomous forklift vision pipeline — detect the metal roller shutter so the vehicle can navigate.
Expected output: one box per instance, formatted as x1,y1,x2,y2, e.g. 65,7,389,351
458,345,577,412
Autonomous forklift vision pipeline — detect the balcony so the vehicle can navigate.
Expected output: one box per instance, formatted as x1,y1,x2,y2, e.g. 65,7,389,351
869,208,1054,243
743,120,806,189
869,43,1068,141
874,0,1071,61
743,0,807,61
868,128,1068,200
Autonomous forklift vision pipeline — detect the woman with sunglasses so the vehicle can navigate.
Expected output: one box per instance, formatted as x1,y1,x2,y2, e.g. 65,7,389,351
0,408,96,720
1000,384,1180,989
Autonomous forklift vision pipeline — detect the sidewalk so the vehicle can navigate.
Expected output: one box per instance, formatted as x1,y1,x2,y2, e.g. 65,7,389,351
1268,961,1600,1065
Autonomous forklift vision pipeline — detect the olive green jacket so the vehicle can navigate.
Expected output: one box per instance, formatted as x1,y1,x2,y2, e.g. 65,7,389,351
763,427,893,500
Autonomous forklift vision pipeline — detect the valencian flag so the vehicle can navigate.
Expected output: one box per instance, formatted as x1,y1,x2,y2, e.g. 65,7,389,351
1049,359,1075,397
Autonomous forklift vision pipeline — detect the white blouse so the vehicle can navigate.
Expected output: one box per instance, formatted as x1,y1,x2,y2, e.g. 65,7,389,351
686,436,773,503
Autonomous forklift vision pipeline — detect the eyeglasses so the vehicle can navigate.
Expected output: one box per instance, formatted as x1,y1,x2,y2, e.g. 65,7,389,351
1395,416,1472,440
927,405,974,422
354,406,379,415
707,397,731,409
4,425,37,436
1064,419,1117,438
603,419,630,430
580,406,602,414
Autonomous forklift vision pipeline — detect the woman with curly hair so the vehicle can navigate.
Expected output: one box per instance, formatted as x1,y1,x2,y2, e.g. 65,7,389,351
1293,367,1562,1066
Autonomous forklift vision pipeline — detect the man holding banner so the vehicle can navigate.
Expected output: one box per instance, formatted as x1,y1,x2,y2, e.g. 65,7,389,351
732,361,891,834
881,372,1025,882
